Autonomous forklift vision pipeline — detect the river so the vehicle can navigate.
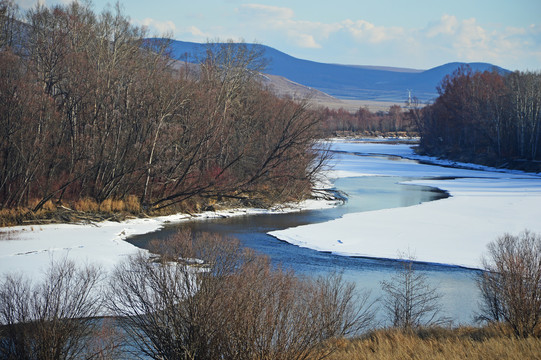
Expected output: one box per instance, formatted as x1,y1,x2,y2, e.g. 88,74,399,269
129,146,482,325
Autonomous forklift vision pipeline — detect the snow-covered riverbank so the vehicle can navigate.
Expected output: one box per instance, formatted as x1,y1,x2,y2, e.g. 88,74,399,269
0,198,338,280
2,139,540,278
269,140,541,269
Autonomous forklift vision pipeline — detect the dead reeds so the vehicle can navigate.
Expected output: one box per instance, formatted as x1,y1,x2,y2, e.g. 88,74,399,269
323,326,541,360
0,196,143,227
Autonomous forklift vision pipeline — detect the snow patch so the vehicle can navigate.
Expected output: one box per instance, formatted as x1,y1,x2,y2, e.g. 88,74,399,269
0,197,338,279
269,140,541,269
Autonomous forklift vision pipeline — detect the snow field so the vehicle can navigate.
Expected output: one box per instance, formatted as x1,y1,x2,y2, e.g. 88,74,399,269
270,140,541,269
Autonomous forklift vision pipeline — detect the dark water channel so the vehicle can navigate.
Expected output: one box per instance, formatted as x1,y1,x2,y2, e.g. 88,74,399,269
129,167,481,325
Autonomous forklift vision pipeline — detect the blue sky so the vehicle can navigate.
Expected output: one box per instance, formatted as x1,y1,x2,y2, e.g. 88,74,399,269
17,0,541,71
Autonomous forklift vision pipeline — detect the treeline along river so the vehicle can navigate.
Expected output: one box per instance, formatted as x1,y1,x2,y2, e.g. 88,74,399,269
129,146,482,325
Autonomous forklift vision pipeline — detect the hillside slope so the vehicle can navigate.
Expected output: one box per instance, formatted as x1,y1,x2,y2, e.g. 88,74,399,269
157,39,510,103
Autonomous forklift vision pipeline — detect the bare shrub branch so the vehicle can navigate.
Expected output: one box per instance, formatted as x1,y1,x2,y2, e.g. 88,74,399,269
108,230,374,359
477,230,541,337
0,258,104,359
380,256,449,330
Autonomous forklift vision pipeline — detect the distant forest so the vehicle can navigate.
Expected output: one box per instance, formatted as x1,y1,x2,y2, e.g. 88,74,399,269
317,104,417,137
318,66,541,171
416,67,541,168
0,1,326,216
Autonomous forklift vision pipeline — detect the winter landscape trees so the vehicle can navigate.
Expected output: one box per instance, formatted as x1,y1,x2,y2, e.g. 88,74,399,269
477,231,541,338
0,230,375,360
2,0,538,222
417,67,541,168
318,64,541,172
0,0,324,220
318,104,417,137
1,0,541,358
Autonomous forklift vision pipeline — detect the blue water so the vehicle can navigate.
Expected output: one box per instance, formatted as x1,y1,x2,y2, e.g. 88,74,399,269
128,165,481,325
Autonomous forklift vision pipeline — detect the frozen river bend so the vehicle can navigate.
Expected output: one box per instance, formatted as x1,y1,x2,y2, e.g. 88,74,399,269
1,139,540,280
270,140,541,269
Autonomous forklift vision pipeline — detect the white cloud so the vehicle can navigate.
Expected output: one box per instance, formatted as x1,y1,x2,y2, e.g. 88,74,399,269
417,15,540,67
237,4,328,48
343,19,403,43
134,18,177,36
181,25,221,42
237,4,404,48
450,18,488,59
426,14,459,37
237,3,294,20
505,26,527,36
295,34,321,48
187,26,208,38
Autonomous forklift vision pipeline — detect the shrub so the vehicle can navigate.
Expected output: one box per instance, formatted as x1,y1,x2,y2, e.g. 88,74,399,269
110,199,125,212
99,199,113,213
380,255,449,330
0,258,104,359
108,230,375,359
477,230,541,337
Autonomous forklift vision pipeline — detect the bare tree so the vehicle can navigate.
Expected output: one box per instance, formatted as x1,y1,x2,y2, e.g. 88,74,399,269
108,230,374,359
416,68,541,166
0,258,104,359
0,1,327,216
380,255,449,330
0,0,19,49
507,72,541,160
477,230,541,337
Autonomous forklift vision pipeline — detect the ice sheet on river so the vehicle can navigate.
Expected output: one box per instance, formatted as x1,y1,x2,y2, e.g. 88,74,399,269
269,140,541,269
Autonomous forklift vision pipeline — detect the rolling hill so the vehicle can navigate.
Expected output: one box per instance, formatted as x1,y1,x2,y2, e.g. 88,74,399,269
153,39,510,104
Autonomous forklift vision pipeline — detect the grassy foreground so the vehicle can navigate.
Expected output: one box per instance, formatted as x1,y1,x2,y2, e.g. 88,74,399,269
323,327,541,360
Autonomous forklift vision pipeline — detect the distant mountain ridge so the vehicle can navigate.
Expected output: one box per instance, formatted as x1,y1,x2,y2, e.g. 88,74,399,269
155,39,511,103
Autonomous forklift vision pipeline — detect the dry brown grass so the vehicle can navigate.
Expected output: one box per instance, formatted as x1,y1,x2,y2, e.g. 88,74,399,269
0,208,26,227
98,197,141,214
0,196,144,227
0,200,56,227
124,195,141,213
0,186,306,227
323,326,541,360
74,198,100,212
71,196,141,214
99,198,114,213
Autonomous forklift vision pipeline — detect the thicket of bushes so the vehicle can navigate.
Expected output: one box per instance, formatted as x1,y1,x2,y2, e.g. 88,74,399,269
0,1,326,220
0,230,376,360
1,230,540,359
